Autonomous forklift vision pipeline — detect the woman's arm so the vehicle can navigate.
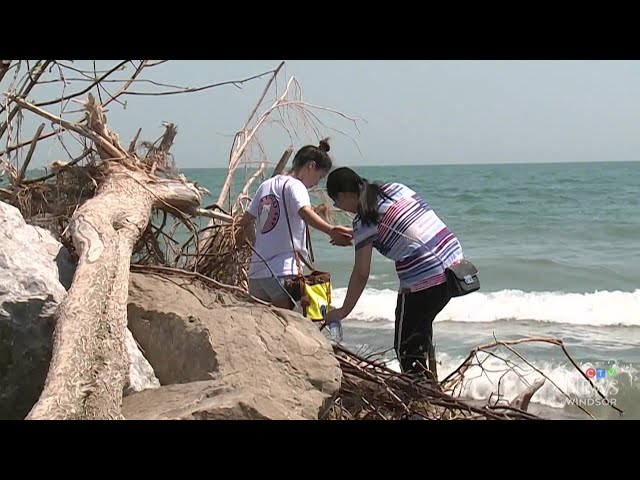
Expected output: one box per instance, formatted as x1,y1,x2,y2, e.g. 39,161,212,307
324,243,373,322
299,206,352,245
298,205,335,235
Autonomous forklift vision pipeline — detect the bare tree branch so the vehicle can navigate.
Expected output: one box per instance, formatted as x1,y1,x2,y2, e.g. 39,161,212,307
54,76,231,90
128,128,142,154
215,75,296,210
54,61,119,76
234,162,266,212
145,60,169,67
34,60,129,108
22,148,93,184
0,129,59,157
15,123,44,184
439,336,624,419
0,60,52,139
120,68,280,97
102,60,148,108
242,61,285,131
9,95,124,159
129,264,269,305
0,60,11,84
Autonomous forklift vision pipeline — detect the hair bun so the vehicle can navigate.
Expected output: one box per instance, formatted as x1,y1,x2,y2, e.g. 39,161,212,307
318,138,331,153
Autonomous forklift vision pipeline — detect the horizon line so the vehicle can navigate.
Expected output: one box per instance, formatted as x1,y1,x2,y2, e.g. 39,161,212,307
180,159,640,169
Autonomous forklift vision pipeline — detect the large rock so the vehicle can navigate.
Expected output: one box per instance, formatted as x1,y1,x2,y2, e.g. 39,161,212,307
0,202,159,419
124,328,161,396
122,381,306,420
0,202,68,419
123,272,342,420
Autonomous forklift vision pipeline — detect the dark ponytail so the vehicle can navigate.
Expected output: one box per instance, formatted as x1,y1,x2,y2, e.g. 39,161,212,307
326,167,391,226
358,179,388,225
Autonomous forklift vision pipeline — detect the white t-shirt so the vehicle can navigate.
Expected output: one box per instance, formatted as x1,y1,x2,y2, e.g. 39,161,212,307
247,175,311,278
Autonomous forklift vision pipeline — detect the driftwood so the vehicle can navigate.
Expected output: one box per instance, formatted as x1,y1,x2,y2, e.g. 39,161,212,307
0,60,361,419
270,147,293,178
8,94,207,419
0,61,285,419
509,377,546,411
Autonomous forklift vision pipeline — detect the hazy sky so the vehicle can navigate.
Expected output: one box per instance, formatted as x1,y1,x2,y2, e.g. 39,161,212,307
11,60,640,168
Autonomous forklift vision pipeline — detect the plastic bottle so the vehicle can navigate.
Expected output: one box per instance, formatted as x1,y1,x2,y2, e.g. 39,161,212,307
329,320,343,344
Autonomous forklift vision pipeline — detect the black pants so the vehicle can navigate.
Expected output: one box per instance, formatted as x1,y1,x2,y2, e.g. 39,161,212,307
394,282,451,374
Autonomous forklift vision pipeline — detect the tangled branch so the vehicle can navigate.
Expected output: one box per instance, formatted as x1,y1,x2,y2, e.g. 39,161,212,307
441,337,624,419
327,345,542,420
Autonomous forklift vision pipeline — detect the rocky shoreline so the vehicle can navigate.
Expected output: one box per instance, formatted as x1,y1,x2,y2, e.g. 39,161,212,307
1,202,341,420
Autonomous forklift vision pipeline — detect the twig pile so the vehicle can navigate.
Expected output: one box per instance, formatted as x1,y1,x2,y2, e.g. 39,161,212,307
327,344,542,420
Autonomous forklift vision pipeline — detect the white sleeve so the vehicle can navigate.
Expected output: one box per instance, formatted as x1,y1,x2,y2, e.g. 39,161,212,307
285,179,311,214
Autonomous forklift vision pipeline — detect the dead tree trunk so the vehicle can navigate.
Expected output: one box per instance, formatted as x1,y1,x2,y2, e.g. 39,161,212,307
26,163,203,419
5,93,208,420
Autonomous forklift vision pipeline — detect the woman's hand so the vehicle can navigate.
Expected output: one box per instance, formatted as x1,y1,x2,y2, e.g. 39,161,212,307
329,225,353,246
324,307,346,324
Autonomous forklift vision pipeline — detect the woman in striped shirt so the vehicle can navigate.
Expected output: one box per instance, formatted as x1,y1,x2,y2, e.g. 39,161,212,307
324,167,465,376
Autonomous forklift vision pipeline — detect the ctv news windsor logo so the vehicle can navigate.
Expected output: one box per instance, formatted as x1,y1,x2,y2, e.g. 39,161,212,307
585,367,616,379
565,366,619,407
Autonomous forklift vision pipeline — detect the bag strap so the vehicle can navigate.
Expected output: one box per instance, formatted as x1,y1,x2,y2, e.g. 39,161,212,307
306,222,315,265
281,177,316,275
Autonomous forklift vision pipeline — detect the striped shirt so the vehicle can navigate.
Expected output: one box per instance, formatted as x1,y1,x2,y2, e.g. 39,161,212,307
352,182,464,293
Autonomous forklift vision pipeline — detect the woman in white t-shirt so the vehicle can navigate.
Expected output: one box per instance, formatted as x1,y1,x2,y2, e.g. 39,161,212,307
237,139,352,308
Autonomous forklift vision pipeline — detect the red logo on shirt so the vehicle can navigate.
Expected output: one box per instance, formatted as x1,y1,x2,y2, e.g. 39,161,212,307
257,194,281,234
